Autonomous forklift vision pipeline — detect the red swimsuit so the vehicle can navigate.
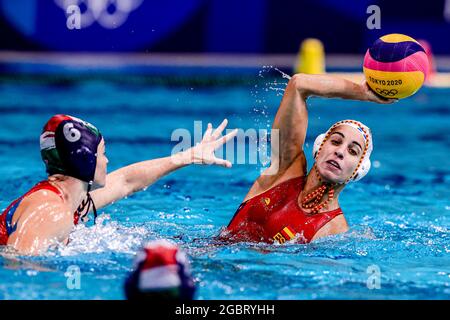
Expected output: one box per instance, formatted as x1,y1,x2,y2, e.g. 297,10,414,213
225,176,343,244
0,181,82,246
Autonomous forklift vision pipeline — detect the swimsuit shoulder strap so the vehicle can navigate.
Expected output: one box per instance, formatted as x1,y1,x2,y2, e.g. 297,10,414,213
0,180,65,239
27,181,64,200
297,205,344,237
321,207,344,220
1,180,64,217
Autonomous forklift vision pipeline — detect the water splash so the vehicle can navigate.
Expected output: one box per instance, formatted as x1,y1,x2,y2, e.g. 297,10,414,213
57,214,149,256
273,67,292,80
249,66,292,174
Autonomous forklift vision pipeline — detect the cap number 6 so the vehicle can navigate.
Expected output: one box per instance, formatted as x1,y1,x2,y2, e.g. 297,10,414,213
63,123,81,142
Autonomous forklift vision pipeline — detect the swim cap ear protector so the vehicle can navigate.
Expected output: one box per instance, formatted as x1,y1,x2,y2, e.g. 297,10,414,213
312,120,373,183
40,115,102,184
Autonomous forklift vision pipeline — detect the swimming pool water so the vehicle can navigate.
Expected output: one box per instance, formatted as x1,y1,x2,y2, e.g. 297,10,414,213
0,71,449,299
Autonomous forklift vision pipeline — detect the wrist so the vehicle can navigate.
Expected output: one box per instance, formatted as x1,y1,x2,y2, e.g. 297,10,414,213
171,149,194,166
358,82,372,101
344,81,367,101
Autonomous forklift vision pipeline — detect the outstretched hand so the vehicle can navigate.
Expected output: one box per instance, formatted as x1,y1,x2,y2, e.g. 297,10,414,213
188,119,238,168
361,81,397,104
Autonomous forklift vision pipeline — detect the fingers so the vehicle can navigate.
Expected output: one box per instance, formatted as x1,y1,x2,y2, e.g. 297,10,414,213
381,98,397,104
213,157,232,168
364,83,399,104
202,123,213,141
214,128,238,149
212,118,228,139
374,95,397,104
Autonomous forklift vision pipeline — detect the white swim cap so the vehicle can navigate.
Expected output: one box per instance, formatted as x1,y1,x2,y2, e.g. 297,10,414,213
312,120,373,183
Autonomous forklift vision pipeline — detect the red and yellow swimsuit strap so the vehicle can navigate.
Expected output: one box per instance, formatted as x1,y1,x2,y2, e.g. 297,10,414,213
27,181,64,200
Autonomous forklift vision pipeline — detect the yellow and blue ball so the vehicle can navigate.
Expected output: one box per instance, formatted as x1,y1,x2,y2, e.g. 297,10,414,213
363,34,429,99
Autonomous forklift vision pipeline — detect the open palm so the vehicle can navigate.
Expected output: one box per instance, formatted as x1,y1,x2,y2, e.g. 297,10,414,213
189,119,237,168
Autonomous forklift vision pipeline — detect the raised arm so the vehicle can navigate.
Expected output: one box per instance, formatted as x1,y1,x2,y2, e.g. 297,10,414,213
270,73,393,174
91,119,237,210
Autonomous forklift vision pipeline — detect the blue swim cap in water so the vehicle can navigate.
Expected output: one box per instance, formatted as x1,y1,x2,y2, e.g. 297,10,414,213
40,114,102,184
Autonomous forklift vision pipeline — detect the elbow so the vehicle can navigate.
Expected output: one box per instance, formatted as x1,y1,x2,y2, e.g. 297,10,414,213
124,178,139,196
289,73,310,98
289,73,303,88
125,176,149,196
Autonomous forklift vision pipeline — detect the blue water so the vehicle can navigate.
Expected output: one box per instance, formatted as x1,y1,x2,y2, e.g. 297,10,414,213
0,70,449,299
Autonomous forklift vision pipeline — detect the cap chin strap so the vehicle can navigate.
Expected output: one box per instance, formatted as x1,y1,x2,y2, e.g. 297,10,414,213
76,182,98,224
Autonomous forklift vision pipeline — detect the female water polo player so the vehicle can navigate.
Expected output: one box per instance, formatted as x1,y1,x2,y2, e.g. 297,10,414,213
0,115,237,255
223,73,394,244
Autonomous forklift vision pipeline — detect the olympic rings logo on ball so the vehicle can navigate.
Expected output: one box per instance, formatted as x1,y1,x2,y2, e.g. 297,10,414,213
375,88,398,96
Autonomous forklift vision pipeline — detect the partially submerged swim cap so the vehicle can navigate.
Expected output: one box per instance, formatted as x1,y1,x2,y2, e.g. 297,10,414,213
124,240,196,300
312,120,373,183
40,115,102,184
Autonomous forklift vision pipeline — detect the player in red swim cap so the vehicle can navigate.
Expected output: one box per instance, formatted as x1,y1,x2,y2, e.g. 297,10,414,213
124,240,195,300
222,74,394,244
0,115,236,255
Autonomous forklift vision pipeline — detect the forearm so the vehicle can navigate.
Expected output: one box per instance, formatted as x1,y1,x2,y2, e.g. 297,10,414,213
114,151,193,194
269,74,368,171
91,120,235,210
293,73,369,101
92,151,193,209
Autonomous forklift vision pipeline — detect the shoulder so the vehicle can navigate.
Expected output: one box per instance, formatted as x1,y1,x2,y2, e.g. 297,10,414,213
8,190,72,254
311,213,349,242
244,151,307,202
21,188,65,207
12,189,68,223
